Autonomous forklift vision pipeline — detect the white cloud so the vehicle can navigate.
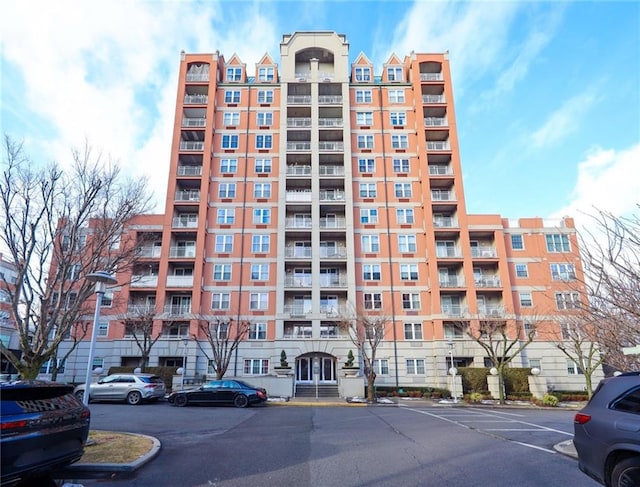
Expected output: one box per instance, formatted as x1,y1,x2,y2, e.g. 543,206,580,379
551,143,640,225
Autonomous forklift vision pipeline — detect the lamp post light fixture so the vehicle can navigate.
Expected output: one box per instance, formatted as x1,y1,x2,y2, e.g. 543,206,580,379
82,271,117,405
447,341,458,403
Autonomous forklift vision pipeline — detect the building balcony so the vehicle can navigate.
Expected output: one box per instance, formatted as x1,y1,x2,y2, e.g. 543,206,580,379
172,217,198,228
475,277,502,288
424,117,448,127
284,276,312,288
175,190,200,202
319,217,346,229
318,72,335,81
169,246,196,258
429,165,453,176
186,73,209,82
294,72,311,81
166,275,194,287
287,95,312,104
286,165,312,176
441,305,468,317
320,276,348,288
433,217,457,228
420,73,443,81
422,94,446,104
283,329,313,339
177,165,202,177
287,141,311,151
184,94,208,105
179,141,204,151
478,306,504,317
319,190,345,202
181,117,206,127
284,246,312,258
471,246,497,258
283,304,311,317
285,190,312,202
431,190,456,201
163,305,192,316
318,141,344,151
318,118,343,127
436,247,462,258
439,277,466,288
287,117,312,127
137,246,161,258
319,165,345,177
126,304,157,315
320,305,347,317
130,275,159,288
318,95,343,104
285,217,312,229
427,141,451,151
319,247,347,259
320,327,345,339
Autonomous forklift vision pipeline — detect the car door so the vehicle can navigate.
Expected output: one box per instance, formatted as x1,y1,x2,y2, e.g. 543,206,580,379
113,376,137,400
92,375,120,400
215,381,238,404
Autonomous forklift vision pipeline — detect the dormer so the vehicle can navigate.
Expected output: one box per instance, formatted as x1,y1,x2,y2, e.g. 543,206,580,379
383,54,405,83
351,53,373,83
225,54,246,83
256,53,278,83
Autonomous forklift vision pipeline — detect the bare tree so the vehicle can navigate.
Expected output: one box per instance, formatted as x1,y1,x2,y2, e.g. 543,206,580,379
464,313,538,404
0,136,152,378
121,306,166,372
338,306,388,403
194,316,251,380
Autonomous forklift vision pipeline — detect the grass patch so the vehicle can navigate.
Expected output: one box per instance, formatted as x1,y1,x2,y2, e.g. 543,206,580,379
77,431,154,464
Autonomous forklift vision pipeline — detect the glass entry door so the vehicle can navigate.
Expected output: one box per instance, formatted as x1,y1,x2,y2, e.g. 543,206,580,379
296,354,337,383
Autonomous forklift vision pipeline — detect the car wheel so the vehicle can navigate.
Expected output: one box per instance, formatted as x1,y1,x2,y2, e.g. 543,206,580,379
611,456,640,487
234,394,249,408
127,391,143,405
75,390,86,403
174,394,188,407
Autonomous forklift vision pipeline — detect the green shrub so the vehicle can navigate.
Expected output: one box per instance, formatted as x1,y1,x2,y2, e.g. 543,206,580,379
459,367,491,393
469,392,484,403
503,368,532,394
543,393,559,407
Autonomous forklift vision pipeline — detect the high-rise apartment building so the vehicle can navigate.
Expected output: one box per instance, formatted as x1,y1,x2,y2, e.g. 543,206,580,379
55,32,599,396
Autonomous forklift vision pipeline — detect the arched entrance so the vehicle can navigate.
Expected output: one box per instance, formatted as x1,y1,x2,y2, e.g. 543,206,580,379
295,352,337,384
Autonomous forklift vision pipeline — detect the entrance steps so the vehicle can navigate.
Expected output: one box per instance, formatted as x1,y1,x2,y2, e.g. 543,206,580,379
295,384,339,398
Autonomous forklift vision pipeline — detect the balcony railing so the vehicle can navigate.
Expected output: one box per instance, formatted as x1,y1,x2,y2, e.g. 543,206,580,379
283,305,311,316
422,94,446,104
475,277,502,288
287,95,312,104
433,217,457,228
137,246,161,258
318,141,344,151
166,275,194,287
186,73,209,82
285,217,312,229
319,165,345,176
318,118,343,127
172,217,198,228
130,276,158,288
284,246,312,258
294,72,311,81
177,165,202,177
182,117,206,127
429,165,453,176
441,305,468,317
420,72,443,81
284,276,312,287
319,247,347,258
287,117,312,127
179,141,204,151
184,94,208,105
319,217,346,229
283,330,313,339
427,141,451,151
431,190,456,201
436,247,462,258
424,117,448,127
285,190,312,202
320,276,348,287
320,305,347,316
319,72,334,81
439,277,465,288
318,95,343,104
286,165,312,176
175,190,200,202
478,306,504,317
169,246,196,258
319,190,345,201
126,304,157,315
164,305,192,316
287,141,311,151
471,246,497,258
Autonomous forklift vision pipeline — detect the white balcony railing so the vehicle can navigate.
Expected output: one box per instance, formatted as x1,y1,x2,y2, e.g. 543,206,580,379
319,217,346,229
319,165,345,176
294,72,311,81
177,165,202,177
286,165,312,176
284,276,312,287
287,117,312,127
126,304,157,315
471,246,498,258
285,190,312,202
318,141,344,151
166,275,194,287
181,117,206,127
179,141,204,151
441,305,468,316
433,217,457,228
319,247,347,259
287,95,312,104
424,117,448,127
475,277,502,288
429,165,453,176
318,95,343,104
175,190,200,202
130,275,159,288
319,190,345,201
172,217,198,228
287,141,311,151
427,141,451,151
318,118,343,127
285,217,312,229
283,305,311,316
320,276,348,287
169,246,196,258
420,72,443,81
184,94,208,104
431,190,455,201
164,305,192,316
478,306,504,317
284,247,312,258
436,247,462,258
137,246,161,258
439,277,465,288
422,94,446,104
186,73,209,82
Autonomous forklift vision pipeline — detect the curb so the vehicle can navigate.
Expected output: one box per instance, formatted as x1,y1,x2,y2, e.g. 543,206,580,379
553,439,578,459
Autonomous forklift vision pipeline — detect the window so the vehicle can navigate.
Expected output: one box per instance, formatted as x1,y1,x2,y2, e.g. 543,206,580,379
519,292,533,307
387,66,403,81
250,293,268,310
249,322,267,340
101,292,113,308
251,264,269,281
220,159,237,173
256,134,272,149
402,293,420,310
511,234,524,250
97,321,109,337
215,235,233,253
217,208,235,224
396,208,414,224
356,112,373,125
224,90,241,103
612,388,640,413
355,90,372,103
255,158,272,173
226,67,242,81
393,158,410,173
560,322,573,340
360,208,378,224
444,323,465,339
253,208,271,224
223,112,239,126
400,264,418,281
523,321,537,337
406,359,425,375
567,360,584,375
256,112,273,126
528,359,541,370
390,112,406,126
363,292,383,310
550,263,576,280
244,359,269,375
358,158,375,173
257,90,274,103
556,292,580,310
213,264,232,281
218,183,236,199
355,67,371,82
66,264,81,280
404,323,423,340
357,135,374,149
398,235,417,253
222,134,239,149
546,234,571,252
388,89,405,103
361,235,380,253
251,234,270,253
359,183,376,198
394,182,412,197
258,67,274,82
363,264,381,281
211,293,230,310
391,135,409,149
515,264,528,278
254,183,271,198
373,359,389,375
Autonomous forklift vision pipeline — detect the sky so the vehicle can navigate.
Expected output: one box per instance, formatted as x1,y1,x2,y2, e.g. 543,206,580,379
1,0,639,229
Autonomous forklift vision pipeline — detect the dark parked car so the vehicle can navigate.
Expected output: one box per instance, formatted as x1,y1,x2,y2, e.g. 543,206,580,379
168,379,267,408
1,380,90,486
74,373,166,405
574,372,640,487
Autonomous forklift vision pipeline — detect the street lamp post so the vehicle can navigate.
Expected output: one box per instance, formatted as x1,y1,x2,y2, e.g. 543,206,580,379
181,337,189,390
447,341,458,403
82,271,117,405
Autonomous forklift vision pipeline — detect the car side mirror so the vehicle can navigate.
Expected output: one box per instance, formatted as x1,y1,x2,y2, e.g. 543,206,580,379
97,379,104,384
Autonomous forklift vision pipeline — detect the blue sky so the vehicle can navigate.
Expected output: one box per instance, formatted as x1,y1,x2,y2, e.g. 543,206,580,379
1,0,639,226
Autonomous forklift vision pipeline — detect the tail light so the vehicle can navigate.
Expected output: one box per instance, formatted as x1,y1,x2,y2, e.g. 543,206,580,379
574,413,591,424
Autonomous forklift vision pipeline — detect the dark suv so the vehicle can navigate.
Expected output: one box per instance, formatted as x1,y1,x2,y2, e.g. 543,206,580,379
1,380,90,486
574,372,640,487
